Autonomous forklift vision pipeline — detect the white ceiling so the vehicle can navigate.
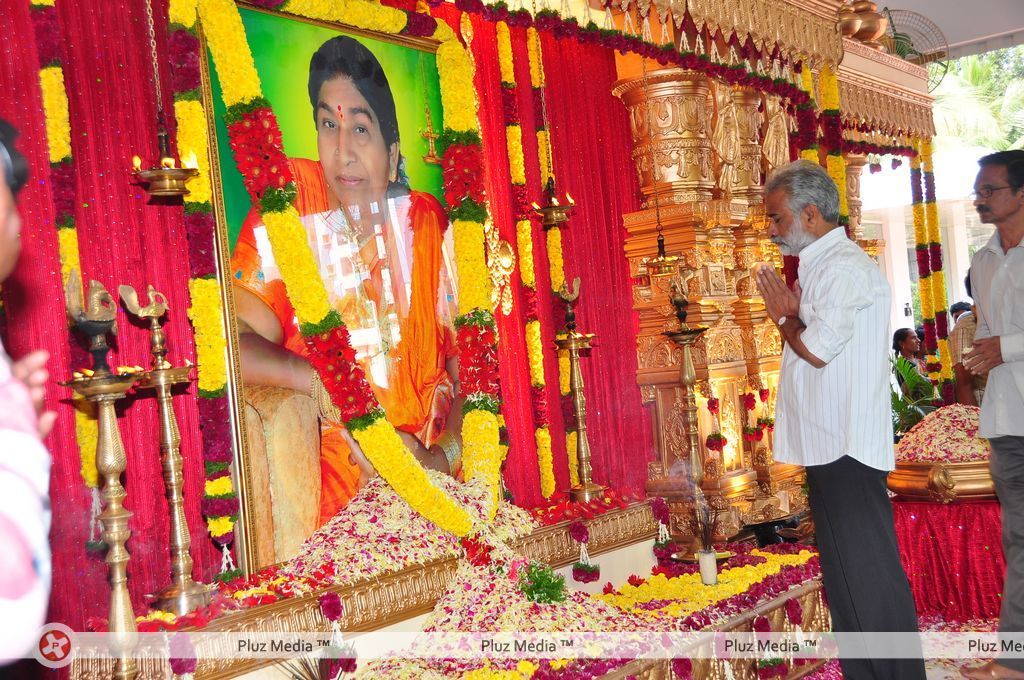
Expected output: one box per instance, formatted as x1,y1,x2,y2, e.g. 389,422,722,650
880,0,1024,58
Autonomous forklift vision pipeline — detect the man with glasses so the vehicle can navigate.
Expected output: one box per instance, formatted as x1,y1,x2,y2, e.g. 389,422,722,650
962,149,1024,680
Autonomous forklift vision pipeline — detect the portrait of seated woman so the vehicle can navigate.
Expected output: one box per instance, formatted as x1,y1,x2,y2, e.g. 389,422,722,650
230,35,462,531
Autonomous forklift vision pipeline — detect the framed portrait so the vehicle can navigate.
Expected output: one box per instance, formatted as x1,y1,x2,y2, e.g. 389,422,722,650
204,5,459,570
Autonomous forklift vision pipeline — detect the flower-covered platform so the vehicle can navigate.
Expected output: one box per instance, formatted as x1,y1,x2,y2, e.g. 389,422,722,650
889,405,995,503
75,477,828,679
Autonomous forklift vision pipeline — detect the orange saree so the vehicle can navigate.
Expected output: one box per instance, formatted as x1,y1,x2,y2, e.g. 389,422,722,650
232,158,456,524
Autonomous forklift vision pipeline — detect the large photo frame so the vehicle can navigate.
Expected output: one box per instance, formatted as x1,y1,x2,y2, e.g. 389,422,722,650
202,5,470,570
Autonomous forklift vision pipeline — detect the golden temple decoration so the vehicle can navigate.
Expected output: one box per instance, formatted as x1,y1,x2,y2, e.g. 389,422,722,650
612,69,716,205
684,0,843,66
838,68,936,137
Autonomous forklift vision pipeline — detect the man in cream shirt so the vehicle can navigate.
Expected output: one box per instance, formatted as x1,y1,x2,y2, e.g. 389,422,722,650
756,161,924,680
962,150,1024,680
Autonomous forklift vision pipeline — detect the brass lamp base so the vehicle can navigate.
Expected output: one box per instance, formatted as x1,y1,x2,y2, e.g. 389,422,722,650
150,580,215,617
570,480,608,503
136,167,198,197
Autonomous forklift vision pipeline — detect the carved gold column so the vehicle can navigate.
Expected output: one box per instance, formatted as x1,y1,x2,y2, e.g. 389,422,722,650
845,153,868,240
612,69,715,206
730,86,764,205
845,152,885,259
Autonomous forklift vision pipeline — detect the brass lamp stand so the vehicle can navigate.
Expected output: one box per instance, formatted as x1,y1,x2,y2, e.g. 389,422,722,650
64,274,139,680
120,285,213,615
555,278,606,502
663,282,708,489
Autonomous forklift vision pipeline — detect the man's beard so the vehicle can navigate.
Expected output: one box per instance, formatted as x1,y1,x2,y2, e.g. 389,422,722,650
770,215,817,255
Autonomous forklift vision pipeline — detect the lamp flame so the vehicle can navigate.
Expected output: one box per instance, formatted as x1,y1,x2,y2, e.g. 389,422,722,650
132,156,143,172
160,157,175,169
181,151,199,170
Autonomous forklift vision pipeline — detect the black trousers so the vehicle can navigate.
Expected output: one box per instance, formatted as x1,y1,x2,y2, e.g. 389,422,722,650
806,455,927,680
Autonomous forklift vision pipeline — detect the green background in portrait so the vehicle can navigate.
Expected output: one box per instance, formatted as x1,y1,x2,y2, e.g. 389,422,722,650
209,7,445,247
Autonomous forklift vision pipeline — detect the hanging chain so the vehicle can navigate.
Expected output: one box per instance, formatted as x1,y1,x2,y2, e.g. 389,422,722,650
144,0,164,115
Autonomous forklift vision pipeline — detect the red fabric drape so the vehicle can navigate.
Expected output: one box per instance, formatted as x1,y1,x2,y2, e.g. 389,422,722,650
539,33,653,496
893,500,1005,622
435,6,653,502
434,7,547,506
1,0,220,632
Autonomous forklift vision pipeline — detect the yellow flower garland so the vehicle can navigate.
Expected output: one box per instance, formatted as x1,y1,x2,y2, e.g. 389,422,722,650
566,430,580,487
497,21,515,85
527,27,544,89
205,475,234,497
261,207,334,325
506,126,526,185
326,0,407,35
56,228,81,290
825,153,848,216
437,41,478,133
207,515,234,538
32,0,55,5
187,278,228,395
462,408,504,514
525,319,544,387
197,0,262,107
558,352,571,396
546,227,564,293
174,99,213,204
168,0,198,26
39,66,71,163
516,219,535,288
536,130,552,186
819,63,839,110
453,220,492,314
599,550,815,619
352,418,475,535
75,398,99,487
535,426,555,498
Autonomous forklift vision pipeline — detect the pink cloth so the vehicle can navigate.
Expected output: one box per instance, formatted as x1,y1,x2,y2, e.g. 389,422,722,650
0,338,38,436
0,340,51,663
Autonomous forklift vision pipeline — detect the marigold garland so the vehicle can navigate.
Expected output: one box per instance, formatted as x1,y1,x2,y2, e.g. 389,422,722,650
187,278,227,396
497,20,557,499
39,66,71,163
818,64,848,228
198,0,502,534
920,138,953,397
793,63,819,163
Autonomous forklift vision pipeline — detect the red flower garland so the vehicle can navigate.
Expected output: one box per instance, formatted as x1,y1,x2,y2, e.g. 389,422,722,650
226,108,294,201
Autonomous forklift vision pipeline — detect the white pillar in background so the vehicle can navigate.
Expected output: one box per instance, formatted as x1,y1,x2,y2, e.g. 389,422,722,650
880,203,914,335
947,200,970,303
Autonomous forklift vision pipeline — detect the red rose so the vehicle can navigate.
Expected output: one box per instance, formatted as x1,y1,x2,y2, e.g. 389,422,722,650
741,393,757,411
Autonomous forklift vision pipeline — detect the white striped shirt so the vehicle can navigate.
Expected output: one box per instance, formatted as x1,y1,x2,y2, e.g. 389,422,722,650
773,227,896,470
970,231,1024,438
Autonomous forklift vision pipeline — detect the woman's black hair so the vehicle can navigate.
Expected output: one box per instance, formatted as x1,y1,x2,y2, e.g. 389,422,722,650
893,328,915,354
0,119,29,196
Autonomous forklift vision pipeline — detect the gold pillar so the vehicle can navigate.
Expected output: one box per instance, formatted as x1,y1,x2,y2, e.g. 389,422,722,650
845,153,868,240
730,86,764,204
612,69,716,206
845,152,886,259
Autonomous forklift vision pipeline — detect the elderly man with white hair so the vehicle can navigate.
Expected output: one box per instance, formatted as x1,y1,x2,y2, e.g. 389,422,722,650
756,160,925,680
